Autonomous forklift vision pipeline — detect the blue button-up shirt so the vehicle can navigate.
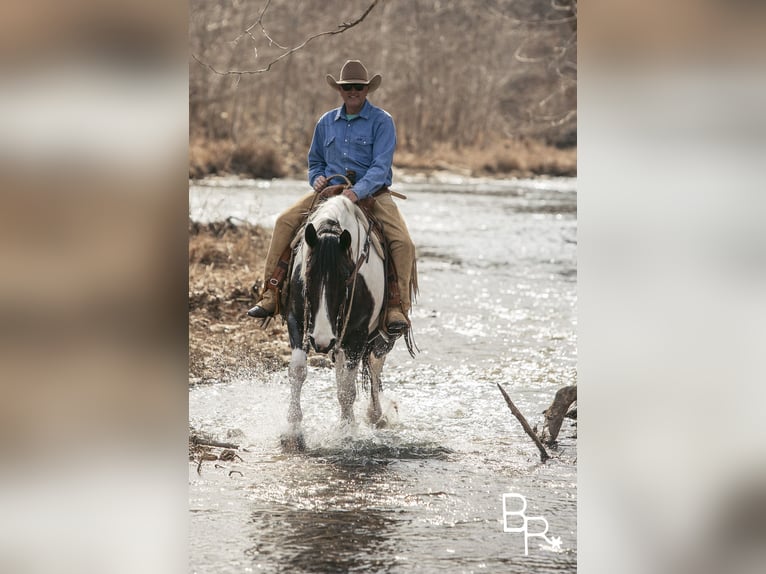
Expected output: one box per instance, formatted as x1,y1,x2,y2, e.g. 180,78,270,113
308,100,396,200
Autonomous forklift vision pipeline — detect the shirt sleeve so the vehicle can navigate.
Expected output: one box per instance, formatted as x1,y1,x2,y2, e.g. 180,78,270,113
307,119,327,188
352,113,396,199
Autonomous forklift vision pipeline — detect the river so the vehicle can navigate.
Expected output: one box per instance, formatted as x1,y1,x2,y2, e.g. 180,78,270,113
189,175,577,573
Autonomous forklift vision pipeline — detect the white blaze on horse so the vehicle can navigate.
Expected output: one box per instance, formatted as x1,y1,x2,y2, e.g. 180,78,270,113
284,195,407,449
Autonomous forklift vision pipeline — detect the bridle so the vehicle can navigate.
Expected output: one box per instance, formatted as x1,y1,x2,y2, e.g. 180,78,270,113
301,202,372,354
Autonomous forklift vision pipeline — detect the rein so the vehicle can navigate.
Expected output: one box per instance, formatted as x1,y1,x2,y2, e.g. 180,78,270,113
338,222,371,346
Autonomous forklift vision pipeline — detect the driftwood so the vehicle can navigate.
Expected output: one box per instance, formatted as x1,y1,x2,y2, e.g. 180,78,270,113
189,429,245,475
497,383,549,463
189,431,240,450
542,385,577,445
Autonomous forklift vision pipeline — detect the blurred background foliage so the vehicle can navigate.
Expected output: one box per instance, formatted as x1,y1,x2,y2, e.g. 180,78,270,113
189,0,576,178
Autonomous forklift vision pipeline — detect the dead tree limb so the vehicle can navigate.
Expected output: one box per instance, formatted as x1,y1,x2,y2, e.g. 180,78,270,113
497,383,549,463
192,0,381,76
542,385,577,445
189,431,240,450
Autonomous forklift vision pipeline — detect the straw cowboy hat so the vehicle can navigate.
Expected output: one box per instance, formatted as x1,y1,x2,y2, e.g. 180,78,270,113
325,60,382,93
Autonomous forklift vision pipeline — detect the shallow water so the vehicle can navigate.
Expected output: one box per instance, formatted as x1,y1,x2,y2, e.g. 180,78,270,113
189,176,577,573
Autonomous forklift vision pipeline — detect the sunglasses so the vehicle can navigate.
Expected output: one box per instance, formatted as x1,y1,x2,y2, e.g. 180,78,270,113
341,84,367,92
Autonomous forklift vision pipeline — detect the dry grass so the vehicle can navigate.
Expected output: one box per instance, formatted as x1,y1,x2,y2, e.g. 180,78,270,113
190,135,575,181
189,137,286,180
395,138,576,178
188,219,292,384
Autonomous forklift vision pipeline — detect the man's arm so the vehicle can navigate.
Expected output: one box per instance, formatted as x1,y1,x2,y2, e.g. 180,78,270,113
307,119,327,188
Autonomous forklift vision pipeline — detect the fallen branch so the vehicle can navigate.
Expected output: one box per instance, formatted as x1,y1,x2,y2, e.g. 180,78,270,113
497,383,549,462
196,452,217,475
189,431,240,450
542,385,577,445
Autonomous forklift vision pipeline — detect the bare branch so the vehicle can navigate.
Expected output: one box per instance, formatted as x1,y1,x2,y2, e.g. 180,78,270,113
552,59,577,82
513,41,548,64
535,109,577,128
541,385,577,445
552,0,577,16
236,0,288,51
514,28,576,68
487,4,575,27
194,0,381,76
497,383,550,463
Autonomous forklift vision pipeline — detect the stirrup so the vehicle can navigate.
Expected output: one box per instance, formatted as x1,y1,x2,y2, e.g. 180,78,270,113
386,319,409,335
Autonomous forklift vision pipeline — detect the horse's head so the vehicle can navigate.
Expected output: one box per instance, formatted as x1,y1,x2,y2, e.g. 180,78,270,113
302,220,354,354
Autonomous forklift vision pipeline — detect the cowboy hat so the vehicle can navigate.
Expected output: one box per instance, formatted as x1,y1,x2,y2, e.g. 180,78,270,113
325,60,382,93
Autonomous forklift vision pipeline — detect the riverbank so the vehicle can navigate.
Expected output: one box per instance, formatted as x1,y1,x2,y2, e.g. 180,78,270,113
188,219,287,385
189,137,576,181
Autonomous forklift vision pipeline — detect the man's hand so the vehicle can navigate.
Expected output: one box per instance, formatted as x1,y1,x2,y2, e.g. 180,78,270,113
342,188,359,203
313,175,328,192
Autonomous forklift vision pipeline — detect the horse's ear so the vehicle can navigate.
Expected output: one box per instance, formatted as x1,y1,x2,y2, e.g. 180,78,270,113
339,229,352,251
305,223,318,248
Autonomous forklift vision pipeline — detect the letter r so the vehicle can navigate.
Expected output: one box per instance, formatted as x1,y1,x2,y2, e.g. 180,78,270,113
525,515,550,553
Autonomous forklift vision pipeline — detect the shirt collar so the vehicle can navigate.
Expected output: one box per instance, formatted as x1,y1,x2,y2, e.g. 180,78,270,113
334,99,371,121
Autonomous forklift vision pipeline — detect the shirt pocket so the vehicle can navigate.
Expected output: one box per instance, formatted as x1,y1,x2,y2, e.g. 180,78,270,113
324,135,340,164
352,135,373,165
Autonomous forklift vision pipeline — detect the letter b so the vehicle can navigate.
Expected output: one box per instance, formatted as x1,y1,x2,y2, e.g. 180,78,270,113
502,493,527,533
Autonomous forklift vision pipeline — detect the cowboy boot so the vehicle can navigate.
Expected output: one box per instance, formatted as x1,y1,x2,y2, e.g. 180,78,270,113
247,288,277,318
247,215,298,318
385,248,414,334
385,305,409,334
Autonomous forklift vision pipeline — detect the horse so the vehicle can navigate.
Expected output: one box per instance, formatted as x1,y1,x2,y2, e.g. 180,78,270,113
282,194,403,449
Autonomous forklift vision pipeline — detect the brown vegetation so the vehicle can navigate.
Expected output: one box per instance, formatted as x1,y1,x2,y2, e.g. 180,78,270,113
188,219,287,384
188,219,335,385
190,134,575,180
395,138,576,178
190,0,576,180
189,137,287,180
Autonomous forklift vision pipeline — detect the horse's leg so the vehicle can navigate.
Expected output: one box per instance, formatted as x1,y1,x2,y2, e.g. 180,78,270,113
288,347,307,427
281,347,307,451
335,348,359,425
367,352,386,427
282,310,306,452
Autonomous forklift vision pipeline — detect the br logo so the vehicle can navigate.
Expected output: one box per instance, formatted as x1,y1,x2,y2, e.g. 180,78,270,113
502,493,563,555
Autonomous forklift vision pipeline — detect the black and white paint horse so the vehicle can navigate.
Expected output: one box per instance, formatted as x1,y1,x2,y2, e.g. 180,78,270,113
284,195,398,447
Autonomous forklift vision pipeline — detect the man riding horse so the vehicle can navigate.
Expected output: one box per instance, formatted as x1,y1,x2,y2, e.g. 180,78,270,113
248,59,416,335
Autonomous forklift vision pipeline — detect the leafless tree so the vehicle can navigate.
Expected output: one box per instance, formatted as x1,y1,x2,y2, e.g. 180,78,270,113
190,0,576,163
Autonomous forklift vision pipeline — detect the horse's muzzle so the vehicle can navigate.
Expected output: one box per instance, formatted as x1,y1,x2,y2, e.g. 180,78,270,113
309,335,336,354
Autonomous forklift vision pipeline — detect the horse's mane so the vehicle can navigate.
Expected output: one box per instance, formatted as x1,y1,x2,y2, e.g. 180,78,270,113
308,231,353,280
308,196,365,239
300,196,362,288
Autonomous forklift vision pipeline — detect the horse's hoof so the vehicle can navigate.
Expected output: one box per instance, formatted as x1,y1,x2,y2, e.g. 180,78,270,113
366,409,387,428
373,417,389,429
280,432,306,453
